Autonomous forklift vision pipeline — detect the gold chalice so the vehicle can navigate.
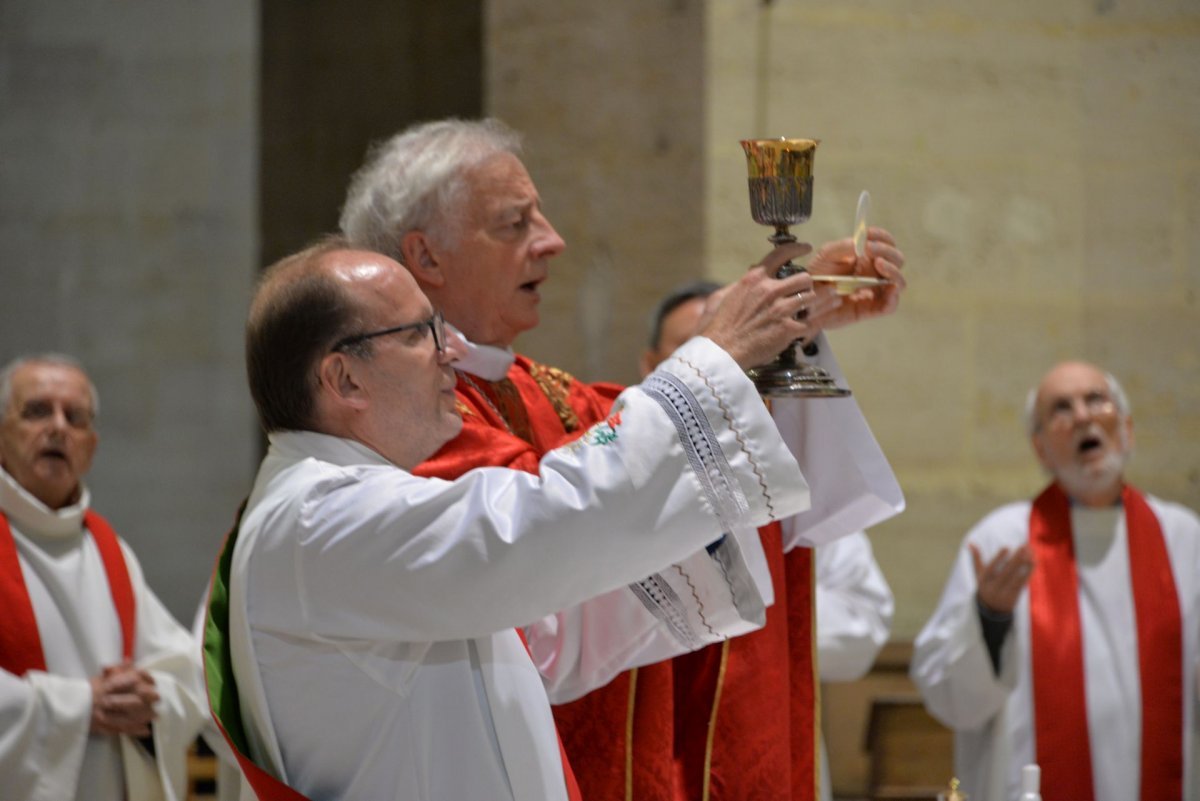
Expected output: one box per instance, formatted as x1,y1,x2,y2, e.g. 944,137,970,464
741,137,850,398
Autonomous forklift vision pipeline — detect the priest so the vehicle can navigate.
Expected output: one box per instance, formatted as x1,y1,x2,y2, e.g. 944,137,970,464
206,238,816,800
339,117,907,800
911,361,1199,801
0,354,208,801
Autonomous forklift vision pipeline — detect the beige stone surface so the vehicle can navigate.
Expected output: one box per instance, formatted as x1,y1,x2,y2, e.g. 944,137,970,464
487,2,707,384
486,0,1200,640
703,0,1200,641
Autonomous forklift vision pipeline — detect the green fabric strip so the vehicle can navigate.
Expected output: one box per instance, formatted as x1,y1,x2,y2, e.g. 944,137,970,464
203,501,250,754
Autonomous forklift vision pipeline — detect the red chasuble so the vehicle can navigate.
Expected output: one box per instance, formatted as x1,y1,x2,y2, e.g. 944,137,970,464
417,356,817,801
671,528,817,801
0,510,135,676
1028,483,1183,801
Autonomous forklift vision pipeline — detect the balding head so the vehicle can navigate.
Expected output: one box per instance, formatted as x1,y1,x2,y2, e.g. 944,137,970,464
1026,360,1134,506
246,240,463,468
246,237,379,433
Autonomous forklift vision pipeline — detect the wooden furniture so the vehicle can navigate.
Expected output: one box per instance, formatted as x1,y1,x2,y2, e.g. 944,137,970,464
186,738,220,801
862,695,953,800
822,642,956,800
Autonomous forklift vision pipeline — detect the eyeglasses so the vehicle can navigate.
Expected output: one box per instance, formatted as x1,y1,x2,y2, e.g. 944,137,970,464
1040,391,1117,431
19,399,94,429
332,310,447,354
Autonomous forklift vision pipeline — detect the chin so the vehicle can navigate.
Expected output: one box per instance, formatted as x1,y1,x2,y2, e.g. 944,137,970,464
1058,450,1128,504
441,413,464,441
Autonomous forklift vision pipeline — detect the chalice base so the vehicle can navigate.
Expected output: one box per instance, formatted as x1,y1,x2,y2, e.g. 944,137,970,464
747,350,851,398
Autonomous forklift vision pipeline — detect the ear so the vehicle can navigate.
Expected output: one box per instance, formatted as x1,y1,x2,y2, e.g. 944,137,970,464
638,350,658,380
400,231,445,289
316,353,370,412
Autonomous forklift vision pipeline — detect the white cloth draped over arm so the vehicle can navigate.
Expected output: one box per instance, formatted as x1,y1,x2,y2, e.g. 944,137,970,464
773,334,905,550
0,668,93,801
815,531,893,682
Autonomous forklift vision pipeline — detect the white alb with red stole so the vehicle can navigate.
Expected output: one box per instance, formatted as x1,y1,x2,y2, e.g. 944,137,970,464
911,488,1200,801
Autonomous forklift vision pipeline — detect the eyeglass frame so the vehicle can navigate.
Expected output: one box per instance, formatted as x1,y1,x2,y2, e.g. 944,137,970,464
331,310,447,355
1038,390,1118,432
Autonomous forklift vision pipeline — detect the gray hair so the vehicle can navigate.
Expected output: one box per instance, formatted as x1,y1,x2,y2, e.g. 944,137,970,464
0,353,100,418
1023,367,1131,436
339,118,524,261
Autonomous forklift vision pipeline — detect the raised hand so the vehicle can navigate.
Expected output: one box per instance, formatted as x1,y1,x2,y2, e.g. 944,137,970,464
970,543,1034,615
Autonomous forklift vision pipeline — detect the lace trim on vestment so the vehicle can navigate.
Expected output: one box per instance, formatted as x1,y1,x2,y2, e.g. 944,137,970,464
639,370,764,627
629,573,701,649
640,371,750,530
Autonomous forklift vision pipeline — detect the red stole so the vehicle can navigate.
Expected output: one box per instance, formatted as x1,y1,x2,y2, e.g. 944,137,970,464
1028,483,1183,801
0,509,135,675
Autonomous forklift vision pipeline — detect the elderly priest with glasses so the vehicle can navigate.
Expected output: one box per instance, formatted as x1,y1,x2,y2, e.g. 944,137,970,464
911,361,1200,801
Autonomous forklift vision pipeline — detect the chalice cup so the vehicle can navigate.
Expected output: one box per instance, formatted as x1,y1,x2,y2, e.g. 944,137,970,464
741,137,850,398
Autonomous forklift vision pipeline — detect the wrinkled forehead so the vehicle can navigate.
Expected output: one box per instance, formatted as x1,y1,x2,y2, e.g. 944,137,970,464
461,153,538,214
1035,362,1111,408
8,363,94,409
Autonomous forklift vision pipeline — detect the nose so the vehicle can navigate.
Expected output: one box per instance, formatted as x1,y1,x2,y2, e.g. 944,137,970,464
1069,397,1095,423
530,211,566,260
47,405,71,432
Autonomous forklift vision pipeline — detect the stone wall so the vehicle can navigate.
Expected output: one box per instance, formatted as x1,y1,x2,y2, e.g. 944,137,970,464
3,0,1194,640
0,2,258,620
489,0,1200,638
704,0,1199,637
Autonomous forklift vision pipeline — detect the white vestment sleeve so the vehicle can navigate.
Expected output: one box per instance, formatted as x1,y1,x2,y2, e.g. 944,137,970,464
242,336,806,646
815,531,893,682
123,544,211,801
531,337,796,702
773,334,905,549
531,523,771,704
0,669,92,801
910,522,1020,731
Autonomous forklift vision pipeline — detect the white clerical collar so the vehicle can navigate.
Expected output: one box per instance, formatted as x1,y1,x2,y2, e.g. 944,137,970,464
0,465,90,539
267,429,394,471
448,323,515,382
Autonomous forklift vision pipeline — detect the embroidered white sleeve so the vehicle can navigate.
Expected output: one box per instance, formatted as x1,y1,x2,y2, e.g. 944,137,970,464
632,368,774,644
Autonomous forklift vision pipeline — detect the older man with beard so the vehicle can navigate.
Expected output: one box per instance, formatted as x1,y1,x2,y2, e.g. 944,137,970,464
911,361,1200,801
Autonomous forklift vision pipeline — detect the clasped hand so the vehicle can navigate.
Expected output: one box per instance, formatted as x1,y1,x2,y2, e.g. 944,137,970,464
89,661,160,737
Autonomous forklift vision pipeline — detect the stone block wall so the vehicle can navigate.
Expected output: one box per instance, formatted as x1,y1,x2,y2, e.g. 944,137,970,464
710,0,1200,638
489,0,1200,639
0,2,258,620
